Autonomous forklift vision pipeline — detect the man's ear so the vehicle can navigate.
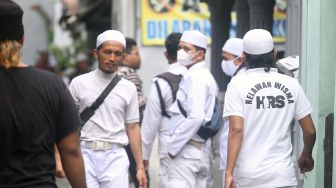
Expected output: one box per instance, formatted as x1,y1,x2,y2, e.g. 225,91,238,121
196,50,205,61
19,36,24,45
238,56,244,65
273,49,278,61
164,51,168,60
92,49,98,59
242,53,247,63
123,53,129,62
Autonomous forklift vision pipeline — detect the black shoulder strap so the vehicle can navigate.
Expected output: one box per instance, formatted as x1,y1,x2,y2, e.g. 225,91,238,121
154,80,170,118
156,72,182,101
90,75,121,111
154,72,183,118
177,100,187,118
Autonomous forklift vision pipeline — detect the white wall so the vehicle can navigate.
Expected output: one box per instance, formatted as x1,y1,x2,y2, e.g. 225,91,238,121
15,0,55,65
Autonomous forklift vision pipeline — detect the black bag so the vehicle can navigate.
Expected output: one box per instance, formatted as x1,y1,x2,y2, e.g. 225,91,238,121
79,75,121,127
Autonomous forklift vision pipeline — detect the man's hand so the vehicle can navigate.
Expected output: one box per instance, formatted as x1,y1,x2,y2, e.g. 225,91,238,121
168,153,176,159
54,144,66,178
224,173,236,188
55,156,66,178
136,168,148,188
143,160,149,170
298,152,314,173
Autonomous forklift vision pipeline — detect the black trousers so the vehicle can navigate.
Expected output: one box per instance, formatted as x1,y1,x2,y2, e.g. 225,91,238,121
125,144,150,188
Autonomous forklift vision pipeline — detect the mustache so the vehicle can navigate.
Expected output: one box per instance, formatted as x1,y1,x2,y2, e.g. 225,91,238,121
105,61,117,65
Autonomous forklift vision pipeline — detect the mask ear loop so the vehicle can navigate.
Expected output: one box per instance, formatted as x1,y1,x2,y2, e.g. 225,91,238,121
190,50,201,63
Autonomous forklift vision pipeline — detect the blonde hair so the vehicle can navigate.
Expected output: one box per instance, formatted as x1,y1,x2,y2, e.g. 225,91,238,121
0,40,22,69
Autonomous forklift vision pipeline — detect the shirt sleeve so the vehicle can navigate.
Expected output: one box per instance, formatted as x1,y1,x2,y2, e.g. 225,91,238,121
223,81,244,118
56,78,80,142
141,79,165,160
125,83,140,124
294,83,312,120
68,78,80,108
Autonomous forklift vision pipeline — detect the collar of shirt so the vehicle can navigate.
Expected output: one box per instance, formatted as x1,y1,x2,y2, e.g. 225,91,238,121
236,67,247,75
245,67,278,74
94,68,116,82
183,61,206,78
168,62,187,76
120,64,136,70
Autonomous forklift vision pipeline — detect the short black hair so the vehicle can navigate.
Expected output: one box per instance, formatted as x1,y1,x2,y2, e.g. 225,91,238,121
125,38,137,54
165,32,182,62
245,50,276,72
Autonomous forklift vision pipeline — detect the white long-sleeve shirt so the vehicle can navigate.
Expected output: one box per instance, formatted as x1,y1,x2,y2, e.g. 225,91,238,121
168,61,218,156
141,63,187,160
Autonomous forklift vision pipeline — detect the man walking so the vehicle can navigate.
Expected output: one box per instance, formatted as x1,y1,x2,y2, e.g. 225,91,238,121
224,29,316,188
0,1,86,187
141,32,186,188
117,37,147,188
69,30,147,188
219,38,245,186
167,30,218,188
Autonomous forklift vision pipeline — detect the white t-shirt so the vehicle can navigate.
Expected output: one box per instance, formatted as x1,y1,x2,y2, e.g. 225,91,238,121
69,68,139,145
223,68,312,187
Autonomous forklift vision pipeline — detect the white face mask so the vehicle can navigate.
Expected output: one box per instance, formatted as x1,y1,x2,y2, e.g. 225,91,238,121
177,49,199,67
221,57,239,76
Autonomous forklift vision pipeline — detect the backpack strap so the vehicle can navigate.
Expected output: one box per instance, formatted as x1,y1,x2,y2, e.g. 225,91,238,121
156,72,182,101
154,80,170,118
154,72,183,118
177,100,187,118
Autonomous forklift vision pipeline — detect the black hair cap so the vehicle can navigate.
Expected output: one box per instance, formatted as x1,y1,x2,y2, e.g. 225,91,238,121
0,0,24,41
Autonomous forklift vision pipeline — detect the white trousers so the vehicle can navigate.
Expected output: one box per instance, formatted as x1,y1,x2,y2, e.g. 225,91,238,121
81,143,129,188
167,143,211,188
159,157,170,188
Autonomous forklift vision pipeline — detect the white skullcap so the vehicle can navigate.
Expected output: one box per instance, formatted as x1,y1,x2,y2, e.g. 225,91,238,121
222,38,243,57
96,30,126,48
243,29,274,55
180,30,208,49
